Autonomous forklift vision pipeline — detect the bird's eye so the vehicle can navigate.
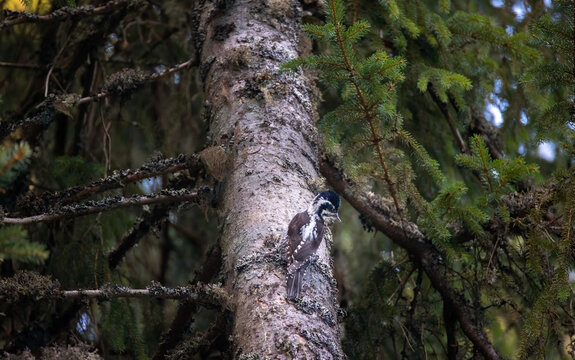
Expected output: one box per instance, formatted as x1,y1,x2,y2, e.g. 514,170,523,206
322,205,334,214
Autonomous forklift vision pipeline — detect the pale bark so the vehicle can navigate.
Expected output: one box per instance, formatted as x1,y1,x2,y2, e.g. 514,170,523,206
194,0,345,358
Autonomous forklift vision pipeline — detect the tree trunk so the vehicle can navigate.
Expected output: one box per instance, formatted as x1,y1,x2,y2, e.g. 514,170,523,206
194,0,345,358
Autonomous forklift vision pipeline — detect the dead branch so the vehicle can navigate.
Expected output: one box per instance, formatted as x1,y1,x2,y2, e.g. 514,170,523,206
2,188,211,225
76,58,197,105
108,204,170,270
0,0,135,30
0,271,229,309
61,282,229,309
0,61,47,70
19,154,200,214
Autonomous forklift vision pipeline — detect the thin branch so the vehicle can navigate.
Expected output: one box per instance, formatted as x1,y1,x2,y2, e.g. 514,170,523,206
61,282,228,307
0,61,47,70
68,283,227,308
469,109,504,160
320,158,502,360
2,188,211,225
428,84,467,154
76,58,197,105
0,0,135,30
0,273,229,309
108,204,170,270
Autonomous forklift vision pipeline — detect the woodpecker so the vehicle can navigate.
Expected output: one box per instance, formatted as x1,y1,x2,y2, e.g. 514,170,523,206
286,190,341,299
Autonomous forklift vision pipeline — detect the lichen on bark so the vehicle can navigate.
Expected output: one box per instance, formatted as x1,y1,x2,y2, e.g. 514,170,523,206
193,0,345,358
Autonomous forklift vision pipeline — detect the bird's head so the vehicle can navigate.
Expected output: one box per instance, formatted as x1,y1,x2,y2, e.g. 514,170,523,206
310,190,341,223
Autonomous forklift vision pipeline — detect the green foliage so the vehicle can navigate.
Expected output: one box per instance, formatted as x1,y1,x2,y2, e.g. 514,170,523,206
557,182,575,300
417,67,472,102
448,11,538,61
294,0,569,358
518,175,575,357
418,181,489,254
102,299,146,359
0,226,49,265
285,0,444,221
53,155,104,187
0,142,31,190
286,0,530,257
522,1,574,144
18,0,32,9
456,135,539,202
377,0,421,43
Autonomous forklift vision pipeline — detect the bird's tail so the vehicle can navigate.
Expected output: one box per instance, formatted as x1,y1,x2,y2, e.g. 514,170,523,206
286,269,303,299
287,261,310,299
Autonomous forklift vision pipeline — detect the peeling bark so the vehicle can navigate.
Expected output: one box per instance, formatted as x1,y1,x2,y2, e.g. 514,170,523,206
193,0,345,358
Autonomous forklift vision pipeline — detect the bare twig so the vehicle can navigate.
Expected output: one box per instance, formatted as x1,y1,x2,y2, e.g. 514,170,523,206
0,0,134,30
76,58,196,105
3,188,210,225
44,66,54,97
428,84,468,154
0,61,47,70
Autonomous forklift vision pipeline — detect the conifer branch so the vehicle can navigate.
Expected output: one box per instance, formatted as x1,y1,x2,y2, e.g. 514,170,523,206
320,158,502,360
2,188,211,225
329,0,404,218
0,0,135,30
473,136,495,193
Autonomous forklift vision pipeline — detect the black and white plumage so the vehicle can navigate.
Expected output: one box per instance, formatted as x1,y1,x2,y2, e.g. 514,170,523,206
286,190,341,299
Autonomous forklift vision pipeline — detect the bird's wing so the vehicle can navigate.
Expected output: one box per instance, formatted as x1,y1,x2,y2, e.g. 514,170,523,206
290,219,326,263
